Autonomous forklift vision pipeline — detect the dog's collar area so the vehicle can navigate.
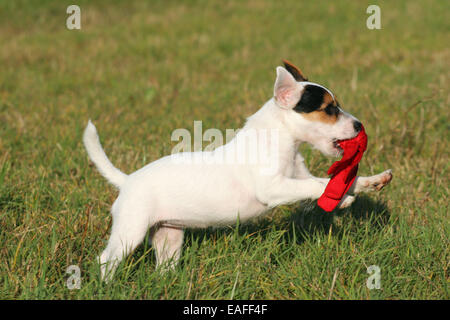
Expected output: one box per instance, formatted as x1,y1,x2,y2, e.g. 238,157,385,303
299,81,335,101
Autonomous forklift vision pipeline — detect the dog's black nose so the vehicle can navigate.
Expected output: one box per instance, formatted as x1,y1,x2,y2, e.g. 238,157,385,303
353,121,362,132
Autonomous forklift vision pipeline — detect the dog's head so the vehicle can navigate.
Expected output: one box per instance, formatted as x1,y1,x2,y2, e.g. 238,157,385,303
274,60,362,157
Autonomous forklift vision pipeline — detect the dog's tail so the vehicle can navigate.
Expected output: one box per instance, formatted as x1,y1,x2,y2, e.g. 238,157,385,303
83,120,127,189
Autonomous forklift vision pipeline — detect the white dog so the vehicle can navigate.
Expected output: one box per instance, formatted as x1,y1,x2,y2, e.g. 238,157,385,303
83,61,392,280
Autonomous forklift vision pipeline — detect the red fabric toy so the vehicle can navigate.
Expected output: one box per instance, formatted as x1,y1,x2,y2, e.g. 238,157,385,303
317,125,368,212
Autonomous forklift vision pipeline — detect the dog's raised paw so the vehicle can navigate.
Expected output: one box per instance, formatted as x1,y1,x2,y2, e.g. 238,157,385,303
373,169,393,191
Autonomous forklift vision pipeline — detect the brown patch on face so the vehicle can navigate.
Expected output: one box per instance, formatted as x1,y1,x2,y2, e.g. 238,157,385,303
321,92,334,107
301,92,339,124
301,110,338,124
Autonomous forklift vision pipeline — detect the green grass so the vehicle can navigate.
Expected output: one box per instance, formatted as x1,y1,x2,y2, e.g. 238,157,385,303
0,0,448,299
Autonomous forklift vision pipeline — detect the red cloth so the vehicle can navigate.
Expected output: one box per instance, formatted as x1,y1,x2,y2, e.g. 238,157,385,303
317,125,367,212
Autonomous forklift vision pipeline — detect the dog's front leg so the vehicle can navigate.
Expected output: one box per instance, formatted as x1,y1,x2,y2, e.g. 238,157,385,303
293,153,313,179
293,153,354,208
349,170,393,194
336,170,393,208
256,175,325,208
293,152,329,184
293,153,392,209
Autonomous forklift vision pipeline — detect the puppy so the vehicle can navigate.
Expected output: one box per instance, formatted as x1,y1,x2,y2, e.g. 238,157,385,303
83,61,392,280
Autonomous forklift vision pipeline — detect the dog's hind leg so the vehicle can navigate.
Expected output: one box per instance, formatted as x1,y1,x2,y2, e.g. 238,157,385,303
150,226,184,273
98,211,151,282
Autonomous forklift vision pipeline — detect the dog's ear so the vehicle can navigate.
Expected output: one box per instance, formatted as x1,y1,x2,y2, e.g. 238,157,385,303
274,67,301,109
283,59,308,81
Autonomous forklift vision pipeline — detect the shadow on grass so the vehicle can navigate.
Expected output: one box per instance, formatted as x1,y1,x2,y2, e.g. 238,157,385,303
184,194,391,248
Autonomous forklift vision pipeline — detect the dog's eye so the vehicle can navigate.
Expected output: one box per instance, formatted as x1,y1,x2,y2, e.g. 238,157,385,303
324,105,338,116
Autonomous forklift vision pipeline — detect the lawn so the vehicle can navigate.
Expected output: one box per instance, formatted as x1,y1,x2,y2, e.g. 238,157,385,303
0,0,448,299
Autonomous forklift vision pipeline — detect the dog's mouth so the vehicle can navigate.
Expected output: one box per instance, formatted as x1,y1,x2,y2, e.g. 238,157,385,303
332,139,343,151
332,133,358,152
